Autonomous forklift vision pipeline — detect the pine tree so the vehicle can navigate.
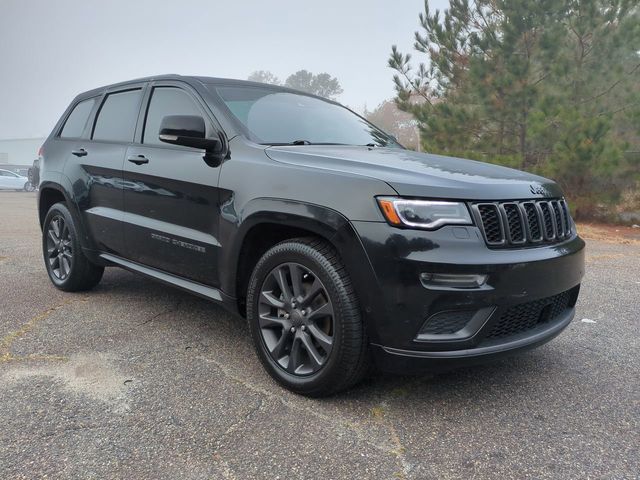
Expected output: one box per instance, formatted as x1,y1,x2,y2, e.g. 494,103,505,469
390,0,640,217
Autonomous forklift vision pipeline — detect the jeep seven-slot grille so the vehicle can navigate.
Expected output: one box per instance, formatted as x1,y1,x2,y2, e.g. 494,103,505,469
473,199,572,248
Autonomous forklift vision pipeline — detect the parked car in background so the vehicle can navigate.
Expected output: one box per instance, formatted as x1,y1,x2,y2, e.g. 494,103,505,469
0,168,30,191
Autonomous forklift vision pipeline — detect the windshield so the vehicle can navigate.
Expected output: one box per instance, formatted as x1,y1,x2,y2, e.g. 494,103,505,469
212,85,401,148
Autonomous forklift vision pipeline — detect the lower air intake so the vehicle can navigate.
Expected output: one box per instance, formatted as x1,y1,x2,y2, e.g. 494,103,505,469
485,286,579,339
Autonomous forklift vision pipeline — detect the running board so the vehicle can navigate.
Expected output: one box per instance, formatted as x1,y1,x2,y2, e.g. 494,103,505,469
100,253,223,302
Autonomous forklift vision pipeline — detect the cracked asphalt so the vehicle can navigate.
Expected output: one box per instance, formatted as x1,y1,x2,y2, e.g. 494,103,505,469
1,191,638,479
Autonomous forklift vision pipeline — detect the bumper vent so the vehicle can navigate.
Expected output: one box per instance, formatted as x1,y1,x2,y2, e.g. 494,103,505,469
420,310,476,335
472,199,573,248
485,287,579,340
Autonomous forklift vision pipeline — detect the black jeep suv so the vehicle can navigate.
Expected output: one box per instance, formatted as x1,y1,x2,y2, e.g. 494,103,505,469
38,75,585,396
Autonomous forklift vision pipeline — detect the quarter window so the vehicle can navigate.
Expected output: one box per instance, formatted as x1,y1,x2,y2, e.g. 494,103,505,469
93,89,143,142
143,87,202,145
60,98,96,138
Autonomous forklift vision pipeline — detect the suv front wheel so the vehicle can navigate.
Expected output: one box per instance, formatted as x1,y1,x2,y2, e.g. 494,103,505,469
246,237,369,397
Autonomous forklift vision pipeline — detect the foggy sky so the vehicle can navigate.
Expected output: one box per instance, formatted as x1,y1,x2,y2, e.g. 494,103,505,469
0,0,449,140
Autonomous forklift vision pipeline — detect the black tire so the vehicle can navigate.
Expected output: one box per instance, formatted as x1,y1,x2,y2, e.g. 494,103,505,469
247,237,369,397
42,202,104,292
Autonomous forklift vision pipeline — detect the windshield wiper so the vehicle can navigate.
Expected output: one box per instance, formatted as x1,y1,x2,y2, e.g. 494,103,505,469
261,141,348,146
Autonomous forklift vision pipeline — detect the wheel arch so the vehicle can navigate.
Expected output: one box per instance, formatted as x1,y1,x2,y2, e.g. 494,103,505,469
38,182,70,228
222,199,348,314
221,199,386,343
38,179,95,253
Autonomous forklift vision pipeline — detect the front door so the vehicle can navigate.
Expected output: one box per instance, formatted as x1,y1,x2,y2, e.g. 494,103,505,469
122,84,222,286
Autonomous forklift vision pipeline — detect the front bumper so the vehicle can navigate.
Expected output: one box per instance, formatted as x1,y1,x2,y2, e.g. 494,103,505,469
349,221,585,372
371,307,574,374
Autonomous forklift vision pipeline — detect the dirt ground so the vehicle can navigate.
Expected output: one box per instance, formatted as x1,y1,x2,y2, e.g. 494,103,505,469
577,222,640,244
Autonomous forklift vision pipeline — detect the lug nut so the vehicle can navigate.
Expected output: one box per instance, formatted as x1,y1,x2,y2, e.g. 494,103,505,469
290,326,296,333
301,325,307,331
301,309,306,316
284,313,290,319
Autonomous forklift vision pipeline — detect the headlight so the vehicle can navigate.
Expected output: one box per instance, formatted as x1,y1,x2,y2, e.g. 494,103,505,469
377,197,473,230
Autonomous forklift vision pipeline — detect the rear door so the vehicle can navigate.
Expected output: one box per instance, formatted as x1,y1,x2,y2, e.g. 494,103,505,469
122,81,223,285
67,86,145,256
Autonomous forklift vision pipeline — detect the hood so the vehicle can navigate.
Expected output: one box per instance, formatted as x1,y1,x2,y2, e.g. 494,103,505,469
265,145,562,200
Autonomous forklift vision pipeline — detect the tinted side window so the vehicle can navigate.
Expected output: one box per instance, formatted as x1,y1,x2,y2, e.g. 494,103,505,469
143,87,202,145
93,89,142,142
60,98,96,138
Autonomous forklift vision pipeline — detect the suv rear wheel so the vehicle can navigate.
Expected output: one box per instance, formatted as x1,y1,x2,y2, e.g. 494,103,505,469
247,237,369,397
43,202,104,291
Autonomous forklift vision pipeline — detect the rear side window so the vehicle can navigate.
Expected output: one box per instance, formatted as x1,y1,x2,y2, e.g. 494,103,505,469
92,89,143,142
60,98,96,138
143,87,202,145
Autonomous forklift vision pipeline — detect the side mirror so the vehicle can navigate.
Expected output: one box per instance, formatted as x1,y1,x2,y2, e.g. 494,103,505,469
159,115,226,166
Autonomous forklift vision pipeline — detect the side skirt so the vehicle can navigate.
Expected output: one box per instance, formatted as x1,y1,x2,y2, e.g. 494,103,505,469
99,253,239,314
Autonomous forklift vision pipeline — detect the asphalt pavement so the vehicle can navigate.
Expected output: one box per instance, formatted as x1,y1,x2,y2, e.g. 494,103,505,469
0,191,638,479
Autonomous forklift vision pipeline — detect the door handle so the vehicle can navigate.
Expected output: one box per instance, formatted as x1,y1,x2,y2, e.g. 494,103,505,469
71,148,88,157
127,155,149,165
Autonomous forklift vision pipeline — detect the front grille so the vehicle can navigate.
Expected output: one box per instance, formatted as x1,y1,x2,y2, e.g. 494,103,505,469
522,202,542,240
473,199,573,248
503,203,525,243
477,204,503,243
485,287,578,339
540,202,555,238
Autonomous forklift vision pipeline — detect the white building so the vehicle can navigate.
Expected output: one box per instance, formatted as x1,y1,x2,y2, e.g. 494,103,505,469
0,138,45,165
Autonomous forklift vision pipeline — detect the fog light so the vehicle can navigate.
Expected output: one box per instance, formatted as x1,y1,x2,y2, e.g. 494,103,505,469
420,273,488,289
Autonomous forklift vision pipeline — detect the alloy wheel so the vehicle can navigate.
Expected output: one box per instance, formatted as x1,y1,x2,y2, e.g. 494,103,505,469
46,215,73,280
258,262,335,375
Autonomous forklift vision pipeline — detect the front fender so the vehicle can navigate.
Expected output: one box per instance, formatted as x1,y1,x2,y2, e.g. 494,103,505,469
217,197,388,343
218,197,349,295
